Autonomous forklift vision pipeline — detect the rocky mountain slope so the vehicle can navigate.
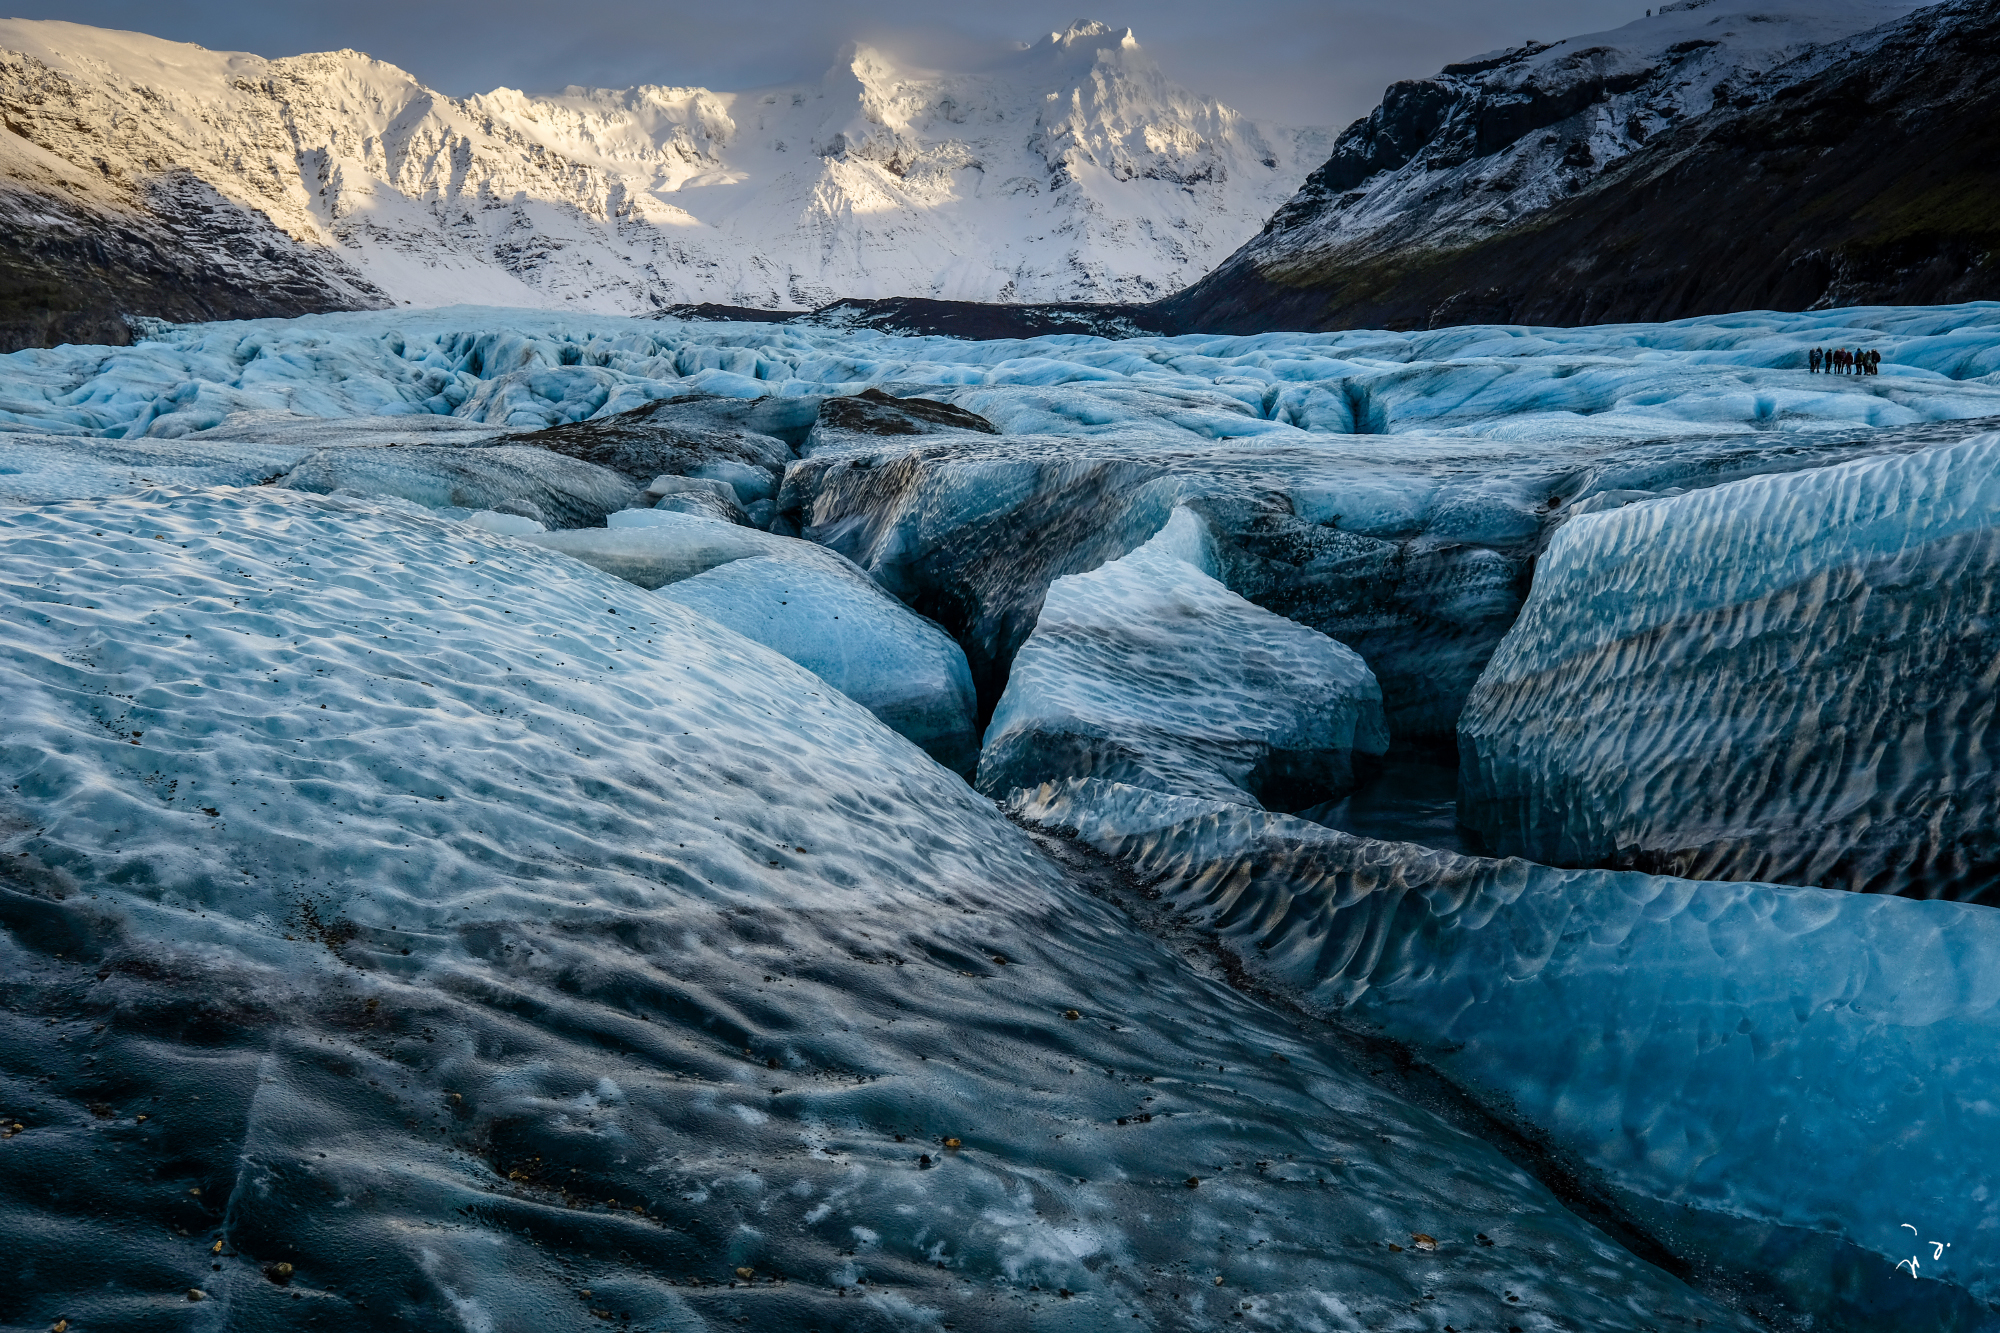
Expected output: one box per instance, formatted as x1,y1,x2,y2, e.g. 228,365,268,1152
1162,0,1999,333
0,18,1324,349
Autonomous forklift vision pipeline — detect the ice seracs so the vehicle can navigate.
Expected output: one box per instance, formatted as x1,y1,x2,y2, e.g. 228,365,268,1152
978,508,1388,807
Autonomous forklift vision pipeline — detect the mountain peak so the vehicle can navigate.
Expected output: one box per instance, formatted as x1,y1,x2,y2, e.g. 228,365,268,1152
0,13,1328,323
1035,20,1141,59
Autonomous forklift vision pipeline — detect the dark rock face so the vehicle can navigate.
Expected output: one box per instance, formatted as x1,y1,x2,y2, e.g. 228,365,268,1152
1162,0,2000,333
814,388,1000,439
0,173,388,353
519,397,801,492
793,297,1162,340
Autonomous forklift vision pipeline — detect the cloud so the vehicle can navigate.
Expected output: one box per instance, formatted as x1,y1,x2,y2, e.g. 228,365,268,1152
16,0,1652,128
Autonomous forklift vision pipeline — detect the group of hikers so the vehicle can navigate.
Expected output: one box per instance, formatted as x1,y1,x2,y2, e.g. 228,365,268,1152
1810,346,1881,375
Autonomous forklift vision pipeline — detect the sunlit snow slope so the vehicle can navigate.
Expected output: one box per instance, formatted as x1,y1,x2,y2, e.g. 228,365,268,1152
0,17,1324,324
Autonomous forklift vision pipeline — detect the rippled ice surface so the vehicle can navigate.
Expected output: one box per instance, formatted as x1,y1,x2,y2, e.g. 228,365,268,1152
1463,433,2000,901
0,489,1750,1331
1014,779,2000,1331
978,508,1388,809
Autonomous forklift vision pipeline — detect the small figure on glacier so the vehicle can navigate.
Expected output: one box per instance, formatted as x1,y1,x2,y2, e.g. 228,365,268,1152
1809,347,1822,373
1870,349,1883,375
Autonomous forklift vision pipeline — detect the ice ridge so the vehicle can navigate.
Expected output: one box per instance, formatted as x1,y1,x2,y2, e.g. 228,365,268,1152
1461,432,2000,900
978,507,1389,808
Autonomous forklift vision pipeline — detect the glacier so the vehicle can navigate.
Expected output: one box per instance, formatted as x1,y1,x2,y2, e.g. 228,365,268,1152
6,303,2000,1331
1460,432,2000,901
6,303,2000,441
0,486,1752,1332
978,508,1388,808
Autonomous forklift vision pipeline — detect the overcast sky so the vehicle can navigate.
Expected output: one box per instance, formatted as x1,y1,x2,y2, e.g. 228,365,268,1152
14,1,1654,126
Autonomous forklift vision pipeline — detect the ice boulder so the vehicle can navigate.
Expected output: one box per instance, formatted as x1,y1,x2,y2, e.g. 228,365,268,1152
642,474,750,525
461,508,547,535
276,443,639,528
1012,778,2000,1331
531,512,978,771
0,488,1749,1333
521,395,798,488
978,509,1388,808
1460,433,2000,902
662,555,980,775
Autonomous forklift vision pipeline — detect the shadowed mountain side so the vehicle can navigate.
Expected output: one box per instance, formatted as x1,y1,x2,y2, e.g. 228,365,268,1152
0,174,389,352
793,297,1166,340
1156,0,2000,334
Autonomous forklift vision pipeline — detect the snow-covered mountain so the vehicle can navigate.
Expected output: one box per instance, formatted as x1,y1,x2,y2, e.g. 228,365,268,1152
0,16,1326,341
1163,0,1989,333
